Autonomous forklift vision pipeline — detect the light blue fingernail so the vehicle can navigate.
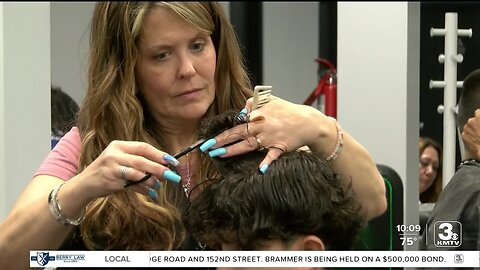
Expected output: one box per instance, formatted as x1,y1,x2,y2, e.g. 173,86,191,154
148,188,159,201
164,154,180,167
154,179,161,190
208,148,227,157
235,109,248,124
163,170,181,183
260,164,269,174
200,138,217,152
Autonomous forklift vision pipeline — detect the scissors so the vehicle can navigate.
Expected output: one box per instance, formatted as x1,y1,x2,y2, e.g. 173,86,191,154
124,109,248,188
172,85,272,160
124,85,273,188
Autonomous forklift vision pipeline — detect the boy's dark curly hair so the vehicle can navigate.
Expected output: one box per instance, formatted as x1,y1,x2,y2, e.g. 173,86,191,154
184,110,365,250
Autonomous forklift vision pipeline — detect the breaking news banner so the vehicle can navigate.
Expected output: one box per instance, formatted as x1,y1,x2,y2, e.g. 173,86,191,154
30,250,480,268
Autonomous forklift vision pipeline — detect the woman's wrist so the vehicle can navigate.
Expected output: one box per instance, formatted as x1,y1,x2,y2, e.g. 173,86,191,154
48,183,86,226
305,108,340,160
324,118,344,162
54,178,92,223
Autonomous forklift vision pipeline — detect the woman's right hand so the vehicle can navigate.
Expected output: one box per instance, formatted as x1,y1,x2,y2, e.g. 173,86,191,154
0,141,180,269
75,140,181,201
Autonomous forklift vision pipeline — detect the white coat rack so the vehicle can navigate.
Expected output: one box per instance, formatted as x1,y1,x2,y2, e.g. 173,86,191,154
429,12,472,187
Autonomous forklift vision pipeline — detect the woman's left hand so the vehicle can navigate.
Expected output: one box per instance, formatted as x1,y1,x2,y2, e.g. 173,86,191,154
201,96,387,220
202,96,337,171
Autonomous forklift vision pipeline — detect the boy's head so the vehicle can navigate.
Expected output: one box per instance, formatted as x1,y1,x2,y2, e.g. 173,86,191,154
458,68,480,133
184,110,365,251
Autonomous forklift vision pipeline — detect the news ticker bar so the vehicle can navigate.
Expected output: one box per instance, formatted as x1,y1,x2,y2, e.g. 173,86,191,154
30,250,480,268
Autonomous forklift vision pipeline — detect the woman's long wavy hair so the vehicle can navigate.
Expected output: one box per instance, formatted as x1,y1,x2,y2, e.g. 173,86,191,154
419,137,443,203
76,2,252,250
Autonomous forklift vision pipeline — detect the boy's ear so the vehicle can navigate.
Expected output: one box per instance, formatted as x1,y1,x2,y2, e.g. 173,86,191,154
295,236,325,270
300,235,325,251
290,235,325,251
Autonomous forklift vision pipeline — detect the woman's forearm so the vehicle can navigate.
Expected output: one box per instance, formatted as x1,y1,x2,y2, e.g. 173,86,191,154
328,132,387,219
0,176,88,269
307,111,387,220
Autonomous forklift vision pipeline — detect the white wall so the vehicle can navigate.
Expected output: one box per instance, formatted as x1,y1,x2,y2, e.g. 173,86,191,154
0,3,51,220
263,2,319,104
219,2,230,19
337,2,420,250
51,2,95,105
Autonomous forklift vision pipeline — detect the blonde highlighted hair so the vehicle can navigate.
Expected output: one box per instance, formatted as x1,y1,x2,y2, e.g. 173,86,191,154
76,2,252,250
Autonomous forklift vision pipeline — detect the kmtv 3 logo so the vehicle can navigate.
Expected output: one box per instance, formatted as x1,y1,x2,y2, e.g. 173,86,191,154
433,221,462,247
30,252,55,266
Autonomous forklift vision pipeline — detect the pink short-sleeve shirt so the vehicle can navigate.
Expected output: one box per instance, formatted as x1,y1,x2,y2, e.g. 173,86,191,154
34,127,81,180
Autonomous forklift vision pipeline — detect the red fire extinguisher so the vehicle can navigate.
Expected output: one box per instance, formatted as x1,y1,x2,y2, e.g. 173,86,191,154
303,58,337,118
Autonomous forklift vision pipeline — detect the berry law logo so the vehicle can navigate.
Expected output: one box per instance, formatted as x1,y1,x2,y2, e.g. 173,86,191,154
433,221,462,248
31,252,55,266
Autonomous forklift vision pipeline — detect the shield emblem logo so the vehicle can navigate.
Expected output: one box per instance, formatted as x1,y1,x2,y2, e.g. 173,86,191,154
37,252,50,266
